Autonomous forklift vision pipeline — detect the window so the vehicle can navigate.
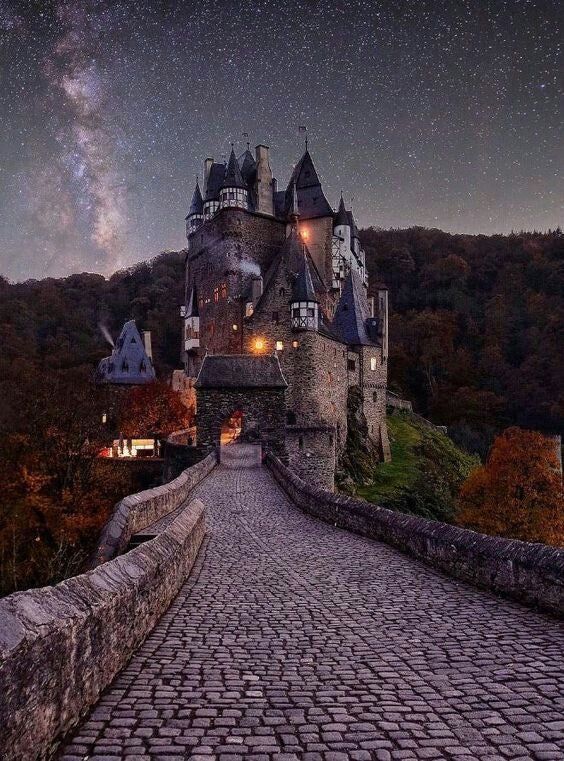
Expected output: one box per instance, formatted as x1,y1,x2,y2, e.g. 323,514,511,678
370,356,377,371
130,337,136,343
287,411,297,425
121,360,129,372
275,341,284,351
272,311,279,324
299,436,304,449
373,391,378,402
329,435,334,446
292,340,299,348
221,283,228,299
348,359,356,371
292,308,300,318
213,287,219,303
279,287,286,297
307,307,315,317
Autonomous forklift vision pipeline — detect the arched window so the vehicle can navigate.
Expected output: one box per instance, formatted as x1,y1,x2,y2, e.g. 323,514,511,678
373,391,378,403
299,436,304,449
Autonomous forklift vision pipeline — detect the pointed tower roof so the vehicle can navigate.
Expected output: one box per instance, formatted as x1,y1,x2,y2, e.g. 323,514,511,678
204,163,226,200
332,270,375,346
187,181,203,217
186,282,199,317
221,147,246,189
334,194,349,227
284,149,333,219
238,148,256,184
291,246,319,303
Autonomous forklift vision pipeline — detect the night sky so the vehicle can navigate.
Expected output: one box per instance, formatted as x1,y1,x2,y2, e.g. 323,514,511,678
0,0,562,281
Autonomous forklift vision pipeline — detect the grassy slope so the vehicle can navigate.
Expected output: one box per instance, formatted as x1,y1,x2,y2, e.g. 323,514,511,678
357,411,479,522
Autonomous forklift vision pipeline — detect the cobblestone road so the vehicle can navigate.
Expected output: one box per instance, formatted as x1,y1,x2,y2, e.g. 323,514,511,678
61,455,564,761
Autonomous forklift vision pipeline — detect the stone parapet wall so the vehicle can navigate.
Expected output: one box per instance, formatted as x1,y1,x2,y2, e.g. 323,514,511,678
92,451,216,566
267,454,564,616
0,498,206,761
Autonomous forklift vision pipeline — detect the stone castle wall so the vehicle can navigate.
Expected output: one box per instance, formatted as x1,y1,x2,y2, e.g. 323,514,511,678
0,498,206,761
267,454,564,616
196,387,287,462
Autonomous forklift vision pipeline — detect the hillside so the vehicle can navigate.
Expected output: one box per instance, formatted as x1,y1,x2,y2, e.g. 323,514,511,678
357,411,479,523
362,227,564,457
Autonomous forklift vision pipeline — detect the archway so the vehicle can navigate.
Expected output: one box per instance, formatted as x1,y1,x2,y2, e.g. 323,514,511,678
220,410,243,445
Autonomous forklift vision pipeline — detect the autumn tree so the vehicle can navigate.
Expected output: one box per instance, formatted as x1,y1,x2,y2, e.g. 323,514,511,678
118,381,192,439
456,427,564,546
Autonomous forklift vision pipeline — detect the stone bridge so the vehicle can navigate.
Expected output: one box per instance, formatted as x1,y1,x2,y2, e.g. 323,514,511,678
1,446,563,760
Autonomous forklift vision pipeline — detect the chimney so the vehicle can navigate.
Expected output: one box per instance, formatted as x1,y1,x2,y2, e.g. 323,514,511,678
203,157,213,196
251,275,263,306
142,331,153,361
368,296,375,318
254,144,274,216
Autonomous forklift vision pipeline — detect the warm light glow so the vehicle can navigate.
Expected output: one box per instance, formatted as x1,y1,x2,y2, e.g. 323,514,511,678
232,323,238,331
275,341,284,351
254,338,265,352
292,340,299,348
300,228,309,240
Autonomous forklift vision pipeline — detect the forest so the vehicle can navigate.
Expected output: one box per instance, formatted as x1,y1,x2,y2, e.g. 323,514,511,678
0,227,562,593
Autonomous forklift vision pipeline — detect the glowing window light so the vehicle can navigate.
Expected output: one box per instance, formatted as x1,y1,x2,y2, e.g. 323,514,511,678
292,340,299,348
275,341,284,351
232,324,238,331
254,338,265,352
300,228,309,240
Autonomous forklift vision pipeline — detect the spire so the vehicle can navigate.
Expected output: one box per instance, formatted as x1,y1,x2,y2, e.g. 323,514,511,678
288,180,300,224
188,180,203,216
334,192,349,227
221,147,246,189
186,282,199,317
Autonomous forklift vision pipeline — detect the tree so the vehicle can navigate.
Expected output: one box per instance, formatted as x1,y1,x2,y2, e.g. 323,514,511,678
456,427,564,545
118,381,192,439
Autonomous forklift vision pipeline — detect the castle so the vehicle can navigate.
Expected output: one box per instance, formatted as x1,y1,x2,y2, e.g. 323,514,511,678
183,143,390,489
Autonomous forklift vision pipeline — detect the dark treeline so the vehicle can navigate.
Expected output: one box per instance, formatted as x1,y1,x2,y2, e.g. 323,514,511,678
0,250,186,379
362,227,564,456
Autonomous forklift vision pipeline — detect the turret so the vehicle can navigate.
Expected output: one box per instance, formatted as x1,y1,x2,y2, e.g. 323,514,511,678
184,283,200,353
219,148,248,210
185,181,203,239
290,243,319,332
333,194,351,251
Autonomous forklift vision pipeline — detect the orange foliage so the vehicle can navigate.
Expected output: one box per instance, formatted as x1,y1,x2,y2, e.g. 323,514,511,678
118,381,192,438
457,427,564,546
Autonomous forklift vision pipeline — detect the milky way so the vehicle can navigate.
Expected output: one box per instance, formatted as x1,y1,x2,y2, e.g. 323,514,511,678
0,0,562,281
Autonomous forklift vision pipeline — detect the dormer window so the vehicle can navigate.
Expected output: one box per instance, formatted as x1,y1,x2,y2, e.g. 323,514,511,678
122,360,129,372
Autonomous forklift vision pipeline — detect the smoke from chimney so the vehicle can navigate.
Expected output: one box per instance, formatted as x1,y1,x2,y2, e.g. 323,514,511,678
98,322,114,348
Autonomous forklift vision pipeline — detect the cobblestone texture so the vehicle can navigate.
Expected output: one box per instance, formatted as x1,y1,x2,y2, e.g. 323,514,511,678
60,451,564,760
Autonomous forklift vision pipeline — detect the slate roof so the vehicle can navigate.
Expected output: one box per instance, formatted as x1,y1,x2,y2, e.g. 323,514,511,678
238,149,257,184
334,195,349,227
282,151,333,219
221,148,246,189
187,181,203,218
195,354,287,389
95,320,155,385
291,247,319,303
332,270,377,346
204,163,226,201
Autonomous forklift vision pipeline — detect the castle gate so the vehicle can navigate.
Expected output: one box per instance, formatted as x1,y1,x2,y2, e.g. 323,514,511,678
195,354,288,462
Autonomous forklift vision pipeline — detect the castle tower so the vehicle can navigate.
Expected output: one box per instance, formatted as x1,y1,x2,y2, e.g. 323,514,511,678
219,148,248,210
290,247,319,332
185,181,203,240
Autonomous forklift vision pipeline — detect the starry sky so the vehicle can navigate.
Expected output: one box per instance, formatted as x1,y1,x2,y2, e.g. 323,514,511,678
0,0,562,281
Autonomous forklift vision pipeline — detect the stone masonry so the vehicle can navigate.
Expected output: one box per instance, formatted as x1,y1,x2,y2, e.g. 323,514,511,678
59,455,564,761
